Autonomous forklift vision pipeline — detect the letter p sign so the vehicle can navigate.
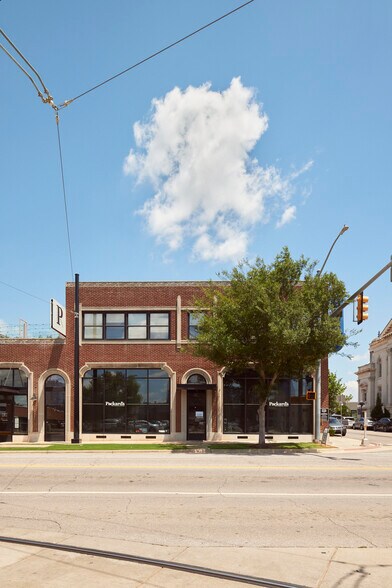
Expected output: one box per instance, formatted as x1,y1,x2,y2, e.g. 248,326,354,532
51,299,66,337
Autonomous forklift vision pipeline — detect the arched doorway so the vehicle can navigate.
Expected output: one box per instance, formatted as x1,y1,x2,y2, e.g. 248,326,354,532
45,375,65,441
186,374,207,441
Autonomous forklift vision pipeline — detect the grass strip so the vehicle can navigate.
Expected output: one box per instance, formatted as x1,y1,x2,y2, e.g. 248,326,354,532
0,442,321,451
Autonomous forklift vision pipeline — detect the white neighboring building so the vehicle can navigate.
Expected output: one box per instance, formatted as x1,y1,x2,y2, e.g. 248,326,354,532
356,319,392,413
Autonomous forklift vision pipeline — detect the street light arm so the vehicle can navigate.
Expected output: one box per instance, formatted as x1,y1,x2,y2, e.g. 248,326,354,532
318,225,349,276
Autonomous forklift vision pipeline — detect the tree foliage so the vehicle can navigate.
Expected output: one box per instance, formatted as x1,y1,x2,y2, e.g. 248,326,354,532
192,247,348,445
328,371,352,415
371,393,390,420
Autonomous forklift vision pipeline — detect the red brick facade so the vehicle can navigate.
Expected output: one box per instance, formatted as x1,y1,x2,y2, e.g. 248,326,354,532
0,281,328,443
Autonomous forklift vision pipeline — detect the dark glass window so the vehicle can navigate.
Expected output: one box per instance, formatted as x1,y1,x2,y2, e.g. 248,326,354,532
45,375,65,442
83,405,104,433
223,372,312,435
0,368,28,436
149,379,170,404
188,312,203,339
82,368,170,434
14,394,28,434
105,314,125,340
187,374,207,385
0,368,28,389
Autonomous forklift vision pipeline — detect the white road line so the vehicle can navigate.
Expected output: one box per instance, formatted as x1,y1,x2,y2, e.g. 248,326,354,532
0,491,392,497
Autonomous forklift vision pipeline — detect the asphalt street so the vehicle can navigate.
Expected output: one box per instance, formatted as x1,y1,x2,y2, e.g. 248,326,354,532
0,438,392,587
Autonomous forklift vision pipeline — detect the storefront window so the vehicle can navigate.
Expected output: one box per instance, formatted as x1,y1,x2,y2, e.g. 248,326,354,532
0,368,28,436
14,394,28,435
223,372,313,434
82,368,170,434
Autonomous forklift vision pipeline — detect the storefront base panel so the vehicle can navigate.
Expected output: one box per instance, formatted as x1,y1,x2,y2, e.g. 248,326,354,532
1,433,314,445
218,434,314,443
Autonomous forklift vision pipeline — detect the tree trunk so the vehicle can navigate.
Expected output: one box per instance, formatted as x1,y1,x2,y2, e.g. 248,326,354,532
258,398,267,447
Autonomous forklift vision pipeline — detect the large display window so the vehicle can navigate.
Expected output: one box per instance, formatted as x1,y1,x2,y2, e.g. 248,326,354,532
0,368,28,436
223,371,313,434
82,368,170,434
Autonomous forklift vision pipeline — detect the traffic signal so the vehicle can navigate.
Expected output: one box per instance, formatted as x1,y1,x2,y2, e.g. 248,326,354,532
356,292,369,325
305,376,316,400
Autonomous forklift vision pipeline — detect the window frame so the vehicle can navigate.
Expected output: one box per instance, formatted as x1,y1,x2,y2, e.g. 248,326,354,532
82,368,171,434
83,311,170,341
188,311,203,340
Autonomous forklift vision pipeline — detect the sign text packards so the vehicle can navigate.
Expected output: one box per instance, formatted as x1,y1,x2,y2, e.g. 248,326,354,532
268,401,289,407
105,401,125,407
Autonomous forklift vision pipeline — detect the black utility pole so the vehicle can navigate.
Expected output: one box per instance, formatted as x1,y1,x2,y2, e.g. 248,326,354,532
72,273,80,443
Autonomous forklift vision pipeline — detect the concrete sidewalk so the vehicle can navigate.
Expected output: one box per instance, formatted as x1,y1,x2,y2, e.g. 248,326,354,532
324,433,392,452
0,530,390,587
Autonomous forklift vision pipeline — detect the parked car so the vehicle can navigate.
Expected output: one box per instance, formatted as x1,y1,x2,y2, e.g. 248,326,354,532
328,417,347,436
342,417,355,428
352,417,374,430
373,418,392,432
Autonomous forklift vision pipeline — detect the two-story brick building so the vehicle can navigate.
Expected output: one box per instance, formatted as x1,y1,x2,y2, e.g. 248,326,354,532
0,281,328,443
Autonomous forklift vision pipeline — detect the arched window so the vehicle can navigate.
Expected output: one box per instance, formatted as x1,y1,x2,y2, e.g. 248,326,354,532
44,375,65,441
187,374,207,385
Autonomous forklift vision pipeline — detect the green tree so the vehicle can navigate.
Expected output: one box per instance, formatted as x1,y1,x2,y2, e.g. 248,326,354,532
192,247,348,446
370,393,390,421
328,372,352,415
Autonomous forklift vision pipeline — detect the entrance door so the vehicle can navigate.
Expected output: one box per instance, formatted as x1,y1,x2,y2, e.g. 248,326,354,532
0,394,13,442
187,390,206,441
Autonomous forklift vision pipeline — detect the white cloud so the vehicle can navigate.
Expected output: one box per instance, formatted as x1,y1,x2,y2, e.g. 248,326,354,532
276,205,296,228
124,77,311,262
350,353,369,363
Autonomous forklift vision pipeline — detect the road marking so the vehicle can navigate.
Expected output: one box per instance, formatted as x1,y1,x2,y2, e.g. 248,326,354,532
0,464,391,471
0,491,392,497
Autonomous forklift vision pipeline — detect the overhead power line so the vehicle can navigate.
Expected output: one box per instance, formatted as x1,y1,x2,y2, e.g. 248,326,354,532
55,115,74,277
0,280,48,305
1,28,75,278
1,1,255,288
0,28,56,109
58,0,255,109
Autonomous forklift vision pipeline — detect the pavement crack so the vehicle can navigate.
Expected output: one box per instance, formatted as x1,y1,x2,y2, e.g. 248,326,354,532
288,498,378,548
316,546,337,588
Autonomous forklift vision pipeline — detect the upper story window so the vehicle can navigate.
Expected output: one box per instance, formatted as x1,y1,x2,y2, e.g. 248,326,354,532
83,312,170,341
377,358,382,378
188,312,203,340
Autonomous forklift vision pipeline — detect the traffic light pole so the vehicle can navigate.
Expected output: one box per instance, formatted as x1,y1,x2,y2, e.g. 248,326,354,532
331,256,392,318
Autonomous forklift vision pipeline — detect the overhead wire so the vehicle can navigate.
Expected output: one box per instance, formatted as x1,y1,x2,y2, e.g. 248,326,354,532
0,280,48,305
0,43,45,99
58,0,255,109
0,28,50,96
1,29,75,278
1,0,256,296
55,114,74,277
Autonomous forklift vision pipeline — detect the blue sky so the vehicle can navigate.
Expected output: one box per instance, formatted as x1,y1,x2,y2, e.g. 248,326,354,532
1,0,391,400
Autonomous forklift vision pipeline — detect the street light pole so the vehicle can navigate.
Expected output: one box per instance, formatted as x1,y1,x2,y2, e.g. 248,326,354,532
314,225,349,441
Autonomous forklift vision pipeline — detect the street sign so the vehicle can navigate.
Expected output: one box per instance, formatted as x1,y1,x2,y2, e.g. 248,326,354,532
50,299,66,337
